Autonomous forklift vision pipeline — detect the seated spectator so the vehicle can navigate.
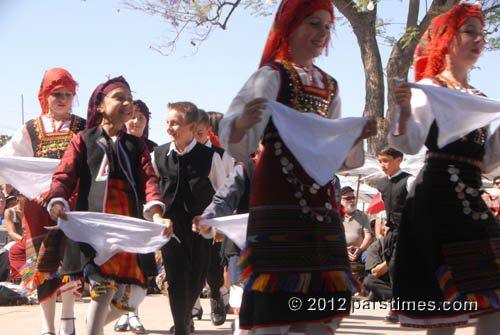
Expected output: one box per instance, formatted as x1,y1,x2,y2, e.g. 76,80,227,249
363,238,392,302
341,186,373,264
5,194,25,284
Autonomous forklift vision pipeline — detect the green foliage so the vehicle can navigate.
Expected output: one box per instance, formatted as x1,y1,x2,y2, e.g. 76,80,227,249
399,26,420,49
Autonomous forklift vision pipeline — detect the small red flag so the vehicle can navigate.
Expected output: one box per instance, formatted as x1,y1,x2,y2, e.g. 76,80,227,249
367,192,385,215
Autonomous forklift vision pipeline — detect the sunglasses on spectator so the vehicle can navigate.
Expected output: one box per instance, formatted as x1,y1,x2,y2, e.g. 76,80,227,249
495,181,500,185
342,196,356,201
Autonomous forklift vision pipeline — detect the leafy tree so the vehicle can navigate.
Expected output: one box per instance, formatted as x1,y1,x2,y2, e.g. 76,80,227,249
123,0,500,153
333,0,500,154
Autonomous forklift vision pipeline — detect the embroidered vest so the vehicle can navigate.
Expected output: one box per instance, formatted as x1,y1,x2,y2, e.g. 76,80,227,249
27,115,86,158
267,59,337,118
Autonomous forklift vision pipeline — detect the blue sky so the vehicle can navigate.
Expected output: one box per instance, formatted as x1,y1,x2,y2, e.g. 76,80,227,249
0,0,498,144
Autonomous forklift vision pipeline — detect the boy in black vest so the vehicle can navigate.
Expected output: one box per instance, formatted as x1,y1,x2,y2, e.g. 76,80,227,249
153,102,224,335
376,147,414,323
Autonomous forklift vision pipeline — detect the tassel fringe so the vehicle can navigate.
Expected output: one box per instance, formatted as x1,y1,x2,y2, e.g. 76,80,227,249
437,264,500,309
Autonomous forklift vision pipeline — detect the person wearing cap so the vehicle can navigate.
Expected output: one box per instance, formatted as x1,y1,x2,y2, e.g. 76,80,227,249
340,186,372,264
218,0,377,332
0,68,86,335
392,3,500,333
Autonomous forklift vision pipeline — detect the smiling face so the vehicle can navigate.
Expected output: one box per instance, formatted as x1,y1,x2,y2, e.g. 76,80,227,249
448,17,485,70
125,105,147,137
166,108,196,147
289,10,332,65
47,88,74,119
98,87,133,128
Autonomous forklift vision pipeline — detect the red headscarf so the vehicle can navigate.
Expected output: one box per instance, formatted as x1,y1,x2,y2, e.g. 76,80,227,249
259,0,334,68
38,68,78,115
413,3,484,82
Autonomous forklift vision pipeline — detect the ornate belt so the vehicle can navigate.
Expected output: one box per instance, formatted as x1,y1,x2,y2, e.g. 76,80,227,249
425,152,483,169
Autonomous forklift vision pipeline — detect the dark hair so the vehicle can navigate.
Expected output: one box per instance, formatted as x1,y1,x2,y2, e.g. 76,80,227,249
493,176,500,184
133,99,151,138
341,186,355,195
198,109,210,126
5,195,18,209
207,111,223,136
377,147,403,159
167,101,199,124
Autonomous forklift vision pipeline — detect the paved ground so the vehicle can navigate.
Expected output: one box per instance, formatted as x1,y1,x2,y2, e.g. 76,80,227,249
0,295,478,334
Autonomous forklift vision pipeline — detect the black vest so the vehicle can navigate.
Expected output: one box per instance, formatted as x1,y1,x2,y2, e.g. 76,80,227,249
75,127,146,216
211,145,224,160
377,172,411,229
154,142,215,217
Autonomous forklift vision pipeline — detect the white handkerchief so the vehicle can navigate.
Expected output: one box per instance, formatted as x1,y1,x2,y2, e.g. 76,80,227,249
269,101,367,185
0,156,60,199
200,214,248,250
407,81,500,148
46,211,176,266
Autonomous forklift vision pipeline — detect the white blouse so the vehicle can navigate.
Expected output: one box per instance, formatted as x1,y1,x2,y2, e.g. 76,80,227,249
388,78,500,173
219,65,364,171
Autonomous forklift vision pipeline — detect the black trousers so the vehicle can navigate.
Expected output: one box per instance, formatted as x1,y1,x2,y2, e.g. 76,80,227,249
0,251,10,282
363,274,392,301
162,232,211,335
206,242,224,299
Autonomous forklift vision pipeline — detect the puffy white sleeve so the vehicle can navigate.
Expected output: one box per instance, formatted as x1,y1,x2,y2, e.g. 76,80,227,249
482,128,500,173
0,124,34,157
330,88,364,170
219,66,280,162
388,79,435,155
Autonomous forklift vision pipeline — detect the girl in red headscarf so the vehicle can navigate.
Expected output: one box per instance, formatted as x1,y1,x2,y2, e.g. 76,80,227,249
0,68,86,335
219,0,376,333
392,4,500,334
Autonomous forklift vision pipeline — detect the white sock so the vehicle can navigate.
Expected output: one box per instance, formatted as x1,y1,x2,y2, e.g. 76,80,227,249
476,312,500,335
59,290,75,335
86,288,115,335
128,309,143,328
40,295,57,334
192,297,201,314
103,304,125,326
427,327,456,335
220,286,229,306
115,313,129,327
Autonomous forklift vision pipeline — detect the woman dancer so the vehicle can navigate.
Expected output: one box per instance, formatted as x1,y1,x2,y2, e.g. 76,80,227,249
0,68,86,335
392,4,500,334
220,0,376,333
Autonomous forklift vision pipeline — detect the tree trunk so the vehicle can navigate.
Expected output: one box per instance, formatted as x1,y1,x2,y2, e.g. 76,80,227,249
333,0,385,155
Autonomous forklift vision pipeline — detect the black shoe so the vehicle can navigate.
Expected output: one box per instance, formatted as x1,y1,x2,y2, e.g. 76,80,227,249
114,322,129,332
383,314,399,323
129,315,146,334
210,296,227,326
192,306,203,320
